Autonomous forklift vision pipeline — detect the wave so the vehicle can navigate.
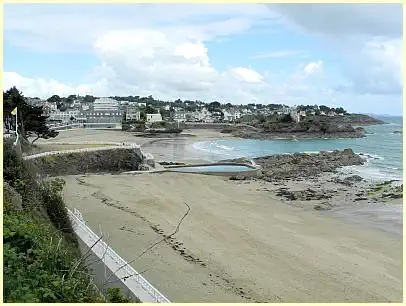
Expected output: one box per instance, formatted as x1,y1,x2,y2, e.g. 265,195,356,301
339,164,402,182
216,144,235,151
357,152,384,160
192,141,240,159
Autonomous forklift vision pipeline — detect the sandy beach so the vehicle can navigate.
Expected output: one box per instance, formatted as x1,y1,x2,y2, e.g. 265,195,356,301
38,128,402,302
62,172,402,302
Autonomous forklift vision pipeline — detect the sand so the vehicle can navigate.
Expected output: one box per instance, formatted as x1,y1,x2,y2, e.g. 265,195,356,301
40,129,402,302
62,172,403,302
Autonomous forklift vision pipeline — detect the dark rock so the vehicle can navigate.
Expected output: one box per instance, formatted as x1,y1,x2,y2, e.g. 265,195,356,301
334,175,364,186
229,175,247,181
314,201,332,211
229,149,366,181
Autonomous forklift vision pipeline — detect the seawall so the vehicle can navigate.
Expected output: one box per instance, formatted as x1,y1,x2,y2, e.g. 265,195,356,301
23,146,149,176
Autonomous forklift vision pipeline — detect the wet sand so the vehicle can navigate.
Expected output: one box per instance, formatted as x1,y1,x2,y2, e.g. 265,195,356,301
35,128,231,162
63,172,402,302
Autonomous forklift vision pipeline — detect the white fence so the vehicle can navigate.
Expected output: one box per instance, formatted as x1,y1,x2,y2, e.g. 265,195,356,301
68,208,170,303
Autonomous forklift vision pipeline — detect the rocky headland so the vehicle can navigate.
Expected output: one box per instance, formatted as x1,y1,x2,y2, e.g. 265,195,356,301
224,114,384,139
222,149,402,210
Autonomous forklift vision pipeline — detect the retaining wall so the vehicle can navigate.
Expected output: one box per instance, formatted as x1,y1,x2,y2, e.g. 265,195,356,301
23,145,152,176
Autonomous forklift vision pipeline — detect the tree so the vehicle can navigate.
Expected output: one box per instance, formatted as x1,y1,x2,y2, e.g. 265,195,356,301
58,103,68,112
208,101,221,112
140,111,147,121
84,95,96,103
3,87,59,144
160,107,169,119
47,95,61,103
145,104,156,114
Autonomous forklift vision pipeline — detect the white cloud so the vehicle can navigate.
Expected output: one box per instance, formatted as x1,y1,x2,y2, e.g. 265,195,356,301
303,61,323,76
3,4,403,115
228,67,264,84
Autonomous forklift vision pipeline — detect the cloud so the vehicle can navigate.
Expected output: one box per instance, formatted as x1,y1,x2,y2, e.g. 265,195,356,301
228,67,264,83
267,4,402,100
250,50,306,59
267,4,402,38
303,61,323,76
3,4,403,115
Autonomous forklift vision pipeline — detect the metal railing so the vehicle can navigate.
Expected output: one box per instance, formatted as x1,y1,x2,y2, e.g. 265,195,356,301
68,208,170,303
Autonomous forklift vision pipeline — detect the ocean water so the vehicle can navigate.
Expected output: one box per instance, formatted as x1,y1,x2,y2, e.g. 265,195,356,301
192,117,403,182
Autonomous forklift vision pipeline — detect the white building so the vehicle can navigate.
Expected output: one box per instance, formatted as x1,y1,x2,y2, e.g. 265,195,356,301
289,108,300,123
93,98,119,111
174,111,186,122
49,110,80,123
125,106,141,121
146,113,162,122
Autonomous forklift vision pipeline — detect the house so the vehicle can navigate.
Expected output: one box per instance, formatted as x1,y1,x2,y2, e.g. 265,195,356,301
146,113,162,122
327,111,336,117
320,111,326,116
289,108,300,123
299,110,307,118
125,106,141,121
174,111,186,123
138,103,146,108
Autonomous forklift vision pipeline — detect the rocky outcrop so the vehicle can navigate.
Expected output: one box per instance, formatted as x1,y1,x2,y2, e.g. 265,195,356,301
333,175,364,186
225,149,365,181
275,187,333,201
231,120,366,139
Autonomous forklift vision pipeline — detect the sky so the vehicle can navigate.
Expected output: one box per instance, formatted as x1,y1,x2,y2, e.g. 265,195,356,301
3,4,403,115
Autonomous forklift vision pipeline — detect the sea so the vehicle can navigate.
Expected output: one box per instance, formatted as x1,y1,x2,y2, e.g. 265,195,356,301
192,116,403,183
189,116,403,235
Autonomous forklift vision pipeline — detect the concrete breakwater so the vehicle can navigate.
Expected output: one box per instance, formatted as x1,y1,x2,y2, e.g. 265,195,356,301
23,144,155,176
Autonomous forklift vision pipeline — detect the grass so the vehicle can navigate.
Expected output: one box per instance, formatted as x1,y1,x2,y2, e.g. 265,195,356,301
29,143,119,154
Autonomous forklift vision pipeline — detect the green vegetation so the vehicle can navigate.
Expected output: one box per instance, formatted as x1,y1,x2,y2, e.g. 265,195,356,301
4,87,58,143
3,139,135,302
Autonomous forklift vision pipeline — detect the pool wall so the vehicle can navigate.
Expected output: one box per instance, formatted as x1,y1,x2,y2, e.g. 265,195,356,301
164,162,261,177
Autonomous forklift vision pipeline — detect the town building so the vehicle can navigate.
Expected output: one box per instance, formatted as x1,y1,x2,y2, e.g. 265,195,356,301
146,113,162,122
93,98,119,112
79,110,124,123
125,106,141,121
173,111,186,123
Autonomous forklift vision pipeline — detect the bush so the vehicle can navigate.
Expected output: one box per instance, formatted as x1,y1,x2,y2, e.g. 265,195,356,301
3,212,102,302
40,178,74,234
